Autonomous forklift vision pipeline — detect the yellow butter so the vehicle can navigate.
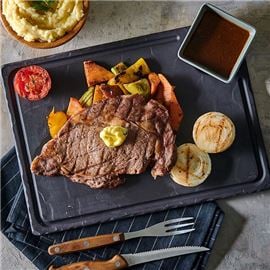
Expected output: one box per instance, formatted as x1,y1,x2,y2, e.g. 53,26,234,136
100,126,128,148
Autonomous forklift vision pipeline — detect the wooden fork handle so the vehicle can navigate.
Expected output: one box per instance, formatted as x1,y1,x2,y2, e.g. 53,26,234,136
48,255,128,270
48,233,124,255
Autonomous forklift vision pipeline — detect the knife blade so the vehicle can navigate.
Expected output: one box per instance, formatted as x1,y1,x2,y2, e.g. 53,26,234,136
122,246,209,266
48,246,209,270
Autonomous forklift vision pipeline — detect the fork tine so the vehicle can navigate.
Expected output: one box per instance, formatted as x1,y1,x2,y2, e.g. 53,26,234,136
166,228,195,236
163,217,194,226
166,222,194,231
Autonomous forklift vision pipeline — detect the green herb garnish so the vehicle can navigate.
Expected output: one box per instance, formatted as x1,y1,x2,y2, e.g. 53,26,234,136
30,0,56,12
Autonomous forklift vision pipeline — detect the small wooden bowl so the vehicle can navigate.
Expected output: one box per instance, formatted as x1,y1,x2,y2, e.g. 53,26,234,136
0,0,89,49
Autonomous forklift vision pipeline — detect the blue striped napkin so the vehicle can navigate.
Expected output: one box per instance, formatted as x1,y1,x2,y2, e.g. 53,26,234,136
1,148,224,270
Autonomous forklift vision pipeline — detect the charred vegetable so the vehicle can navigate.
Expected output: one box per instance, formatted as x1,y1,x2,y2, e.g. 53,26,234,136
109,58,151,84
100,84,123,98
155,74,183,132
148,72,160,96
93,84,123,104
93,85,105,103
107,80,129,95
13,65,51,101
117,84,130,95
84,61,114,87
111,62,127,75
66,97,83,117
48,108,68,138
79,87,94,107
124,78,150,97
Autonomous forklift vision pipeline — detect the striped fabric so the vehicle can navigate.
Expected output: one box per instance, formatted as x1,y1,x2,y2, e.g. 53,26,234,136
1,148,224,270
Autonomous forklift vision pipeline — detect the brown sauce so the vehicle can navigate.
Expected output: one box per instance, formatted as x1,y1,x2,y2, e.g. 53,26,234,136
183,10,250,78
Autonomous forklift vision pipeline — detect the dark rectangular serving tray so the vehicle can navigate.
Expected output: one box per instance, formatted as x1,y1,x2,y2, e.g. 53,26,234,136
2,27,270,235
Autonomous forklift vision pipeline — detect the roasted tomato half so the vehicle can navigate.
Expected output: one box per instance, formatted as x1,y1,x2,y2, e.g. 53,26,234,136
13,65,51,101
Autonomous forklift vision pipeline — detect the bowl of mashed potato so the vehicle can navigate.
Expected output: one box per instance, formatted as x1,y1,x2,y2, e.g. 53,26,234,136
0,0,89,48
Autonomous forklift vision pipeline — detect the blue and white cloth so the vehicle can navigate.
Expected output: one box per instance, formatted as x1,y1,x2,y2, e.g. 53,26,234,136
1,148,224,270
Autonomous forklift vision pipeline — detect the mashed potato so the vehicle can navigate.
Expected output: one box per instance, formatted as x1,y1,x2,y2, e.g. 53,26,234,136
2,0,85,42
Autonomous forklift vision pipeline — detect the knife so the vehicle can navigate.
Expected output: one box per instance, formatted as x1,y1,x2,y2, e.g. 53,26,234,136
48,246,209,270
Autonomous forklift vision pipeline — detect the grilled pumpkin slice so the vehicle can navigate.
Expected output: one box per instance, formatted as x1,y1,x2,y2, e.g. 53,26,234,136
84,61,114,87
66,97,84,117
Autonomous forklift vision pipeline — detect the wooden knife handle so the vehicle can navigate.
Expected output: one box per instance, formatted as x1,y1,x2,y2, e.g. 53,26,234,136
48,255,128,270
48,233,124,255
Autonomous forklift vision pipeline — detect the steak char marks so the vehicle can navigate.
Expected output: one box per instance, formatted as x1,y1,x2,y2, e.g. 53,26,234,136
31,95,176,188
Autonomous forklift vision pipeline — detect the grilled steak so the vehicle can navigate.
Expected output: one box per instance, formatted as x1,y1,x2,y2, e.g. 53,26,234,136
31,94,176,188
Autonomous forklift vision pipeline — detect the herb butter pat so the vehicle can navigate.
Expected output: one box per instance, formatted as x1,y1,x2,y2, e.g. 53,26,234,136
100,126,128,148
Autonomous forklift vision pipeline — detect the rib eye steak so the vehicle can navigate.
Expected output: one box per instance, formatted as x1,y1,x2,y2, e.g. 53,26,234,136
31,94,176,188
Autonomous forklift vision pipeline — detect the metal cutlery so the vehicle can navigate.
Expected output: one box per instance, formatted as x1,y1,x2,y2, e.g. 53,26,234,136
48,217,195,255
49,246,209,270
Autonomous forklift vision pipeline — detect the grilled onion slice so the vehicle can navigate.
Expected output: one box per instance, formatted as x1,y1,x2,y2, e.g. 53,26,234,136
193,112,235,153
170,143,211,187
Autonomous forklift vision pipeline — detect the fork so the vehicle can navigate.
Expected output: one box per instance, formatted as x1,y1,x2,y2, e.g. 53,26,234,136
48,217,195,255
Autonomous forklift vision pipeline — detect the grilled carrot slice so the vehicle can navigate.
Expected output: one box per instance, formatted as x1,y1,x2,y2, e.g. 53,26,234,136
158,74,183,132
148,72,160,96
